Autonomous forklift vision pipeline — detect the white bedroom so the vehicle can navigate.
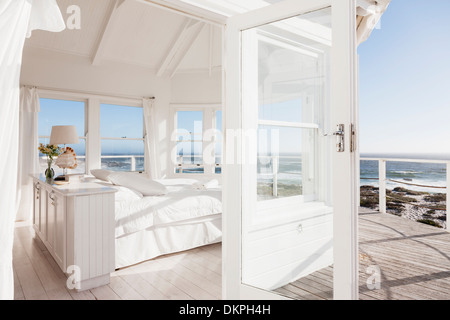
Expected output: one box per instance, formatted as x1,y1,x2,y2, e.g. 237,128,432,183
13,0,224,299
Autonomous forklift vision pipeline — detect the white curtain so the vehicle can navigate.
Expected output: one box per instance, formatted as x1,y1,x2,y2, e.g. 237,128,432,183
0,0,65,300
16,86,41,222
143,98,160,179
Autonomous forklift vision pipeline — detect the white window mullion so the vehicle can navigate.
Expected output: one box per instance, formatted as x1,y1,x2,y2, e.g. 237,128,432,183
203,108,215,176
86,97,101,173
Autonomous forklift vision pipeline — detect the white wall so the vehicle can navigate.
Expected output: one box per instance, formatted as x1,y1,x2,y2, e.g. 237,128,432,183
170,70,222,104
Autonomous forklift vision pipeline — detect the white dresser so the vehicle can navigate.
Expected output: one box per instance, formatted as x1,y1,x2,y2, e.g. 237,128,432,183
31,175,117,291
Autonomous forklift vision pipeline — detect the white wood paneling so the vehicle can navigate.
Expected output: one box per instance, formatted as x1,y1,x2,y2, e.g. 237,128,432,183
54,193,66,270
243,212,333,290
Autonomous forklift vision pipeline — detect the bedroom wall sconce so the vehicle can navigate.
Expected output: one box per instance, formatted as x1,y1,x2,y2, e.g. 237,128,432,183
50,125,80,181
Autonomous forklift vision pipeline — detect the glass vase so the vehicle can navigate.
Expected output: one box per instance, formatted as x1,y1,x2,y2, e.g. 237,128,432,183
45,159,54,184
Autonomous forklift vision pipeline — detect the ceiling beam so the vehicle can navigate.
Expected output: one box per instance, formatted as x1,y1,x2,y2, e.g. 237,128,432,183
91,0,128,66
156,18,205,77
136,0,226,26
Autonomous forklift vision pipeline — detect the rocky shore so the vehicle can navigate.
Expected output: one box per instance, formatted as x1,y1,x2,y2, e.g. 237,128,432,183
360,185,447,229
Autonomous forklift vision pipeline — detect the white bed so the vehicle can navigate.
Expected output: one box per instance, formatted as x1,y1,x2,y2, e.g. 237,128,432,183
90,175,222,269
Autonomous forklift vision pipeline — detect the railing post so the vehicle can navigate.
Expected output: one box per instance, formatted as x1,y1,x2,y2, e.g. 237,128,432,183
131,156,136,172
272,155,278,198
379,160,386,214
447,162,450,231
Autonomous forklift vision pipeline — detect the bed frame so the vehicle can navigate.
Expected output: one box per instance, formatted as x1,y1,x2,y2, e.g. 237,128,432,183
115,214,222,269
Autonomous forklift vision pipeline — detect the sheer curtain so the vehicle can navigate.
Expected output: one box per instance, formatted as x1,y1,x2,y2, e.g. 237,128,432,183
16,86,41,222
143,98,160,179
0,0,65,300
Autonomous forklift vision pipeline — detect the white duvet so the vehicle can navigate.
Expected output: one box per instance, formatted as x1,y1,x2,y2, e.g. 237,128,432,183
112,178,222,238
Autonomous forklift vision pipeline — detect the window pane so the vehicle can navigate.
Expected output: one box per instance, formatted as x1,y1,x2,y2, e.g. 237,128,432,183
176,111,203,135
175,111,204,174
258,35,320,124
100,104,143,139
39,138,86,176
257,125,316,201
259,98,304,123
39,98,85,137
101,140,145,172
38,98,86,175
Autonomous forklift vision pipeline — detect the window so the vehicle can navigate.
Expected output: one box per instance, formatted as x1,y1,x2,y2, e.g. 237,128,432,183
100,104,145,172
172,105,222,175
175,111,204,174
38,98,86,175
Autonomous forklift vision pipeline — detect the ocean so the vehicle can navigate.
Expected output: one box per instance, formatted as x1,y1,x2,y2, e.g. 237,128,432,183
42,153,449,195
257,153,449,195
360,153,449,193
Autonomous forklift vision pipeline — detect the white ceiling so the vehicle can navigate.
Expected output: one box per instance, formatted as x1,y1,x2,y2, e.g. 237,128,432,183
24,0,389,78
24,0,223,76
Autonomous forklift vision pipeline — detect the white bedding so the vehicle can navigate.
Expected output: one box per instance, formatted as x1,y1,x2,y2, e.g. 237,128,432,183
108,178,222,238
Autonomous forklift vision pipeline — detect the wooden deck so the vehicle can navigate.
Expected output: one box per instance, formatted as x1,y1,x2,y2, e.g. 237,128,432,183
276,208,450,300
13,208,450,300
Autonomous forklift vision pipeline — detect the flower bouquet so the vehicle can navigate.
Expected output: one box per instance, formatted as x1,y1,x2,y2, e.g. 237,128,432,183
38,143,62,183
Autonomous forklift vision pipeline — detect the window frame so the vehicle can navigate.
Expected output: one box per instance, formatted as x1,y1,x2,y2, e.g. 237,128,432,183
170,103,222,177
37,89,145,176
245,28,327,216
37,95,88,175
99,102,146,173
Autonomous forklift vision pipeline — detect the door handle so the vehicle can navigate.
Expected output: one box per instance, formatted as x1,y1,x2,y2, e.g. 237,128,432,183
333,124,345,152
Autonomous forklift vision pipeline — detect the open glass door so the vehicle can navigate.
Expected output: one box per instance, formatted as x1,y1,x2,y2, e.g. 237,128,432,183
223,0,358,300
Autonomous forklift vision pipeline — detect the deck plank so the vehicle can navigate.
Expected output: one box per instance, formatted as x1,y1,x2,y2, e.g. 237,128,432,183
276,210,450,300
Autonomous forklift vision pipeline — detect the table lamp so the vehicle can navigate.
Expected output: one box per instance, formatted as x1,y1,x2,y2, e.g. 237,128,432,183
50,125,80,181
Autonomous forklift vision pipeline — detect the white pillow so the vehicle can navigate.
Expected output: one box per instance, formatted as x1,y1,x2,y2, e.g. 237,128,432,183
91,169,113,182
113,186,144,202
108,172,168,196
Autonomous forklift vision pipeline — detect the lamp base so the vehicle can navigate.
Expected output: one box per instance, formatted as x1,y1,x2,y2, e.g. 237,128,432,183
54,175,67,181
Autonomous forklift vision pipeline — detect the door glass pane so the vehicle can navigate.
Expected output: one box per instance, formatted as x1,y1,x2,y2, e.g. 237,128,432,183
241,7,333,300
215,110,223,174
257,126,316,201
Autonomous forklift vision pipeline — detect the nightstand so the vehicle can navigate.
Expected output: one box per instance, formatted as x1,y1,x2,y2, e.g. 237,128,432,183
31,174,117,291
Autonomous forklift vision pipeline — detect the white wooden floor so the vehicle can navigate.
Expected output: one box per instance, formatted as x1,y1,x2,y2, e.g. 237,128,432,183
14,209,450,300
13,223,222,300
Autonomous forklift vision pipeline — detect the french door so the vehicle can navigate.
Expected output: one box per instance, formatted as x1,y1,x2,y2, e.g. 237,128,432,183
223,0,359,300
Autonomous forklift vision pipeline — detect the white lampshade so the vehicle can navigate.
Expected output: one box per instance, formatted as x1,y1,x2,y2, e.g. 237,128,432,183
49,125,80,145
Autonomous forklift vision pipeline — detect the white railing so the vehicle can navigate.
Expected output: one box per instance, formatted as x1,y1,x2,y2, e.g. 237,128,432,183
361,157,450,230
176,155,221,174
101,155,144,172
40,155,145,172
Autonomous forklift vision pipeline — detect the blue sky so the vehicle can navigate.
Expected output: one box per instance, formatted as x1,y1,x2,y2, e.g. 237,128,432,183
358,0,450,155
39,99,144,155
